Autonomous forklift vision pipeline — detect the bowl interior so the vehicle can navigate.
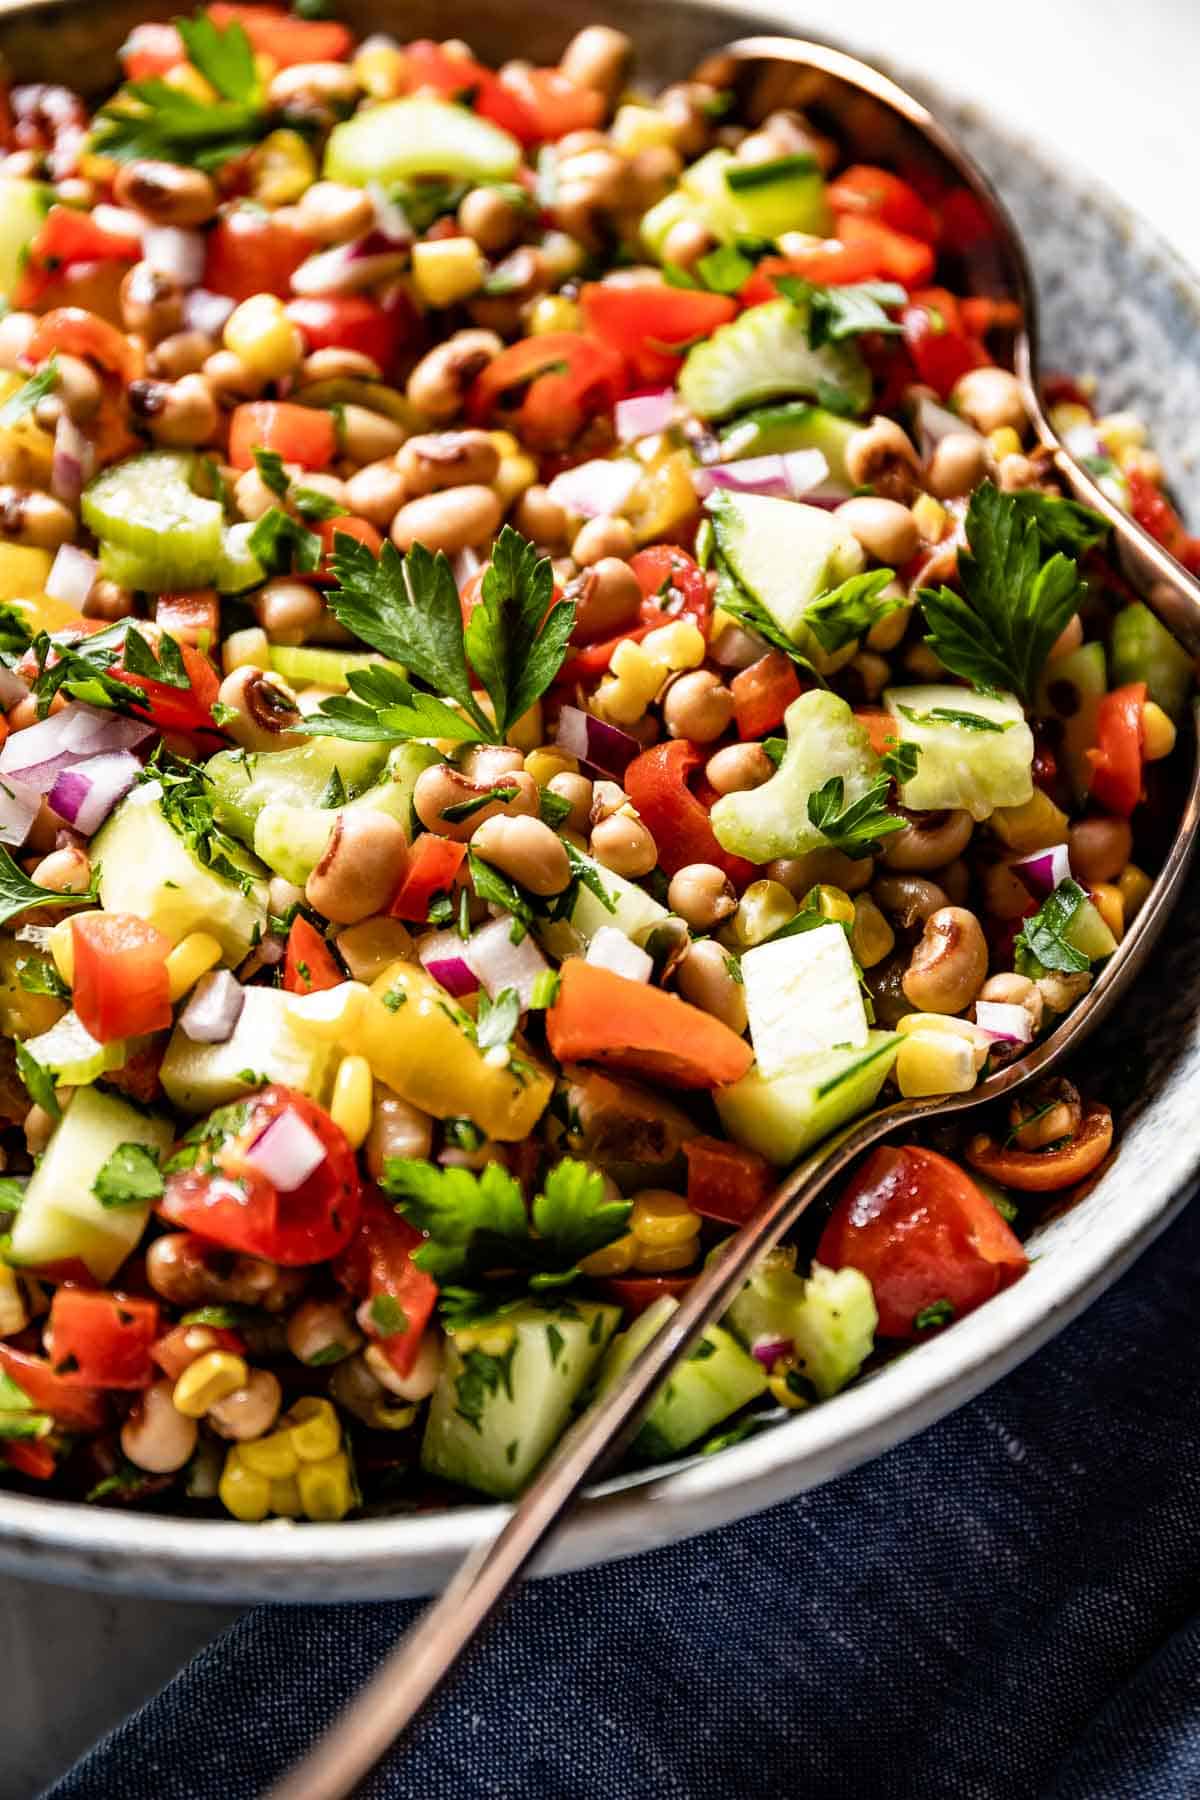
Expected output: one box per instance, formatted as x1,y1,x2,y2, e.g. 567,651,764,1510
0,0,1196,1599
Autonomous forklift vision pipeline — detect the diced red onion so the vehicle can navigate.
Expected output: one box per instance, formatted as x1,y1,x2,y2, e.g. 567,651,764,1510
48,749,141,836
555,704,639,778
0,773,43,846
91,204,145,241
290,240,409,296
752,1335,791,1370
58,703,154,756
585,926,652,984
465,916,549,1011
912,392,980,460
614,388,677,445
244,1109,327,1193
1062,421,1104,462
1011,844,1071,896
45,543,98,609
179,969,246,1044
0,703,153,794
52,412,93,507
974,1000,1034,1044
367,182,415,245
547,458,642,520
694,448,828,503
257,934,285,967
182,288,235,338
142,225,206,288
417,928,479,998
709,618,767,669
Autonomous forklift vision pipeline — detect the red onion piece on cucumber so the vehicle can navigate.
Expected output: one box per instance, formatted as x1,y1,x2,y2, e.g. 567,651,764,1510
751,1336,791,1370
244,1109,328,1192
417,928,479,998
555,705,639,778
547,458,642,520
1010,844,1071,895
692,448,829,502
48,750,142,836
614,388,677,445
974,1000,1034,1044
179,969,246,1044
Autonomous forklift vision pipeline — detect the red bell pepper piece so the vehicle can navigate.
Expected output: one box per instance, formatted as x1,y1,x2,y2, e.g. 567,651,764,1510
593,1274,695,1317
816,1144,1027,1339
283,915,345,996
15,207,140,310
110,621,220,735
628,545,713,634
25,306,143,385
467,332,626,453
2,1440,57,1480
0,1342,108,1431
71,913,173,1044
228,401,337,471
207,3,352,64
1127,468,1200,575
834,214,936,289
1086,681,1146,817
581,282,737,385
731,650,802,739
546,959,753,1089
204,207,316,302
900,287,989,397
854,707,901,758
119,20,186,79
683,1136,773,1226
153,591,220,651
334,1189,439,1379
496,64,606,142
47,1289,159,1389
389,835,467,923
827,165,938,243
738,241,883,306
285,295,410,377
624,739,756,886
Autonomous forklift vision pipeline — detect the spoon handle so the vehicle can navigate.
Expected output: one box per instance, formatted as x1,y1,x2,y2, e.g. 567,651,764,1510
264,1107,896,1800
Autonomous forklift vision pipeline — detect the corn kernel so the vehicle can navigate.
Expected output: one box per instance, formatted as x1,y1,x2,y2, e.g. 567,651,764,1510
297,1451,355,1521
767,1358,810,1411
165,932,223,1003
527,294,583,335
412,236,487,308
269,1476,304,1518
896,1030,978,1099
173,1351,250,1418
989,790,1070,853
485,430,520,458
287,1396,343,1464
1048,402,1093,439
1090,882,1125,941
494,451,538,509
610,102,679,156
329,1053,373,1148
218,1449,272,1522
911,493,949,541
223,626,271,675
0,1265,28,1338
239,1429,300,1481
224,293,305,383
1142,701,1177,762
629,1190,701,1248
579,1231,638,1277
730,879,797,948
164,63,217,103
354,43,406,97
850,894,895,970
1117,862,1153,921
633,1239,698,1274
897,1011,990,1067
250,128,318,206
808,884,855,927
987,426,1023,460
1119,446,1164,483
525,746,577,784
476,1323,515,1357
252,51,277,84
1096,411,1146,458
285,980,370,1042
640,619,706,671
598,640,667,723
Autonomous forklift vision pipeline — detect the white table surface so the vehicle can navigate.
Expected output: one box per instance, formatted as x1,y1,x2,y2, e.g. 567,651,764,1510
5,3,1199,1795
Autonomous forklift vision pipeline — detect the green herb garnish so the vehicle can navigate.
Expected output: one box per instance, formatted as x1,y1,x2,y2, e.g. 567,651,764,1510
92,1142,164,1209
807,773,905,859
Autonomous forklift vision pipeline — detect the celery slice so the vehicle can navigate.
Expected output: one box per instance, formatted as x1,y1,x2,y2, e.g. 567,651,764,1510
82,452,224,593
325,97,521,187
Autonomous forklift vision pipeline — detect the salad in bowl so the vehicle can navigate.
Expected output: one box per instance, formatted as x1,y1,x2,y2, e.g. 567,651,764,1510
0,5,1192,1524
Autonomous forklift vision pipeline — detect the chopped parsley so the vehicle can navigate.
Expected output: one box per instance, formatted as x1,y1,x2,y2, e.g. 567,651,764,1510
776,274,907,347
1013,878,1092,977
368,1295,409,1339
0,360,58,428
14,1040,59,1121
896,704,1013,734
92,1142,165,1209
807,772,905,859
0,845,97,928
913,1298,955,1330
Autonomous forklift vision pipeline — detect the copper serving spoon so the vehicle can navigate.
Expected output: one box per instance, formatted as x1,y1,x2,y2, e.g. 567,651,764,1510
268,39,1200,1800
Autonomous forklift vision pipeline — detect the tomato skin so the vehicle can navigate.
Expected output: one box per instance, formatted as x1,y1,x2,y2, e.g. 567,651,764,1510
110,621,220,734
739,241,883,306
1127,467,1200,574
397,40,539,143
628,546,712,633
1086,682,1146,817
207,3,352,64
901,288,989,397
334,1188,438,1378
0,1342,108,1431
204,207,315,302
71,912,173,1044
25,306,142,384
594,1274,694,1317
285,296,407,376
497,65,605,141
683,1136,773,1227
835,214,936,289
827,165,938,244
151,1322,245,1382
47,1289,159,1389
816,1144,1028,1339
228,401,336,471
468,332,626,453
283,915,344,996
731,649,802,739
389,835,467,923
120,20,185,79
3,1440,56,1480
581,282,737,385
15,206,140,310
854,707,900,758
624,739,756,887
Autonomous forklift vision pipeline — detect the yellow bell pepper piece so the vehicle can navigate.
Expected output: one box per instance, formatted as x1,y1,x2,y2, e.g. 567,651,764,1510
626,449,699,547
354,962,553,1141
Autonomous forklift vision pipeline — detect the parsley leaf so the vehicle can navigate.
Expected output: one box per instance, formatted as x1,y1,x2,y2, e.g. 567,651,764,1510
0,843,96,927
914,1298,955,1330
29,625,143,718
711,555,822,678
176,10,259,102
15,956,69,1000
247,506,322,576
802,568,902,654
776,275,906,347
441,784,517,824
474,987,520,1052
0,361,57,428
121,627,191,690
529,1160,632,1282
291,486,347,522
467,851,536,931
92,13,267,170
1010,489,1109,556
1013,878,1092,977
141,751,256,893
368,1294,409,1338
918,481,1085,702
880,740,921,785
896,704,1013,734
15,1040,59,1121
463,525,575,739
252,446,290,499
807,772,905,858
92,1142,164,1209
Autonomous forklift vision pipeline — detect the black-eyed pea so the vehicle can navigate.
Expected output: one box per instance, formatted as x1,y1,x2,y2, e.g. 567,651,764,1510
662,669,734,743
0,486,75,548
675,938,747,1033
571,514,636,566
1068,816,1132,886
390,485,503,554
206,1368,283,1441
305,809,407,923
470,813,571,896
836,495,920,565
339,404,405,465
872,873,949,929
113,158,217,226
301,346,382,384
395,430,500,497
83,578,135,622
253,579,327,646
458,186,522,253
120,1381,199,1474
568,557,643,642
926,430,989,500
128,373,218,448
267,60,360,112
881,809,974,872
344,458,408,526
234,465,280,521
705,742,774,795
119,261,184,342
365,1089,435,1180
546,771,593,833
667,862,736,930
216,666,303,750
766,849,874,897
30,846,91,893
901,906,988,1013
951,367,1028,436
559,25,632,100
590,811,657,878
413,763,538,840
978,971,1044,1037
296,179,375,243
406,329,503,423
661,217,718,270
145,1233,307,1312
512,483,569,548
203,348,266,404
844,416,921,500
0,310,36,371
151,329,215,380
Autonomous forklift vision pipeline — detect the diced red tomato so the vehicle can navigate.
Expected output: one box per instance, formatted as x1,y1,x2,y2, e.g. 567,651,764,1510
316,515,382,579
153,591,220,652
816,1144,1027,1338
109,620,221,735
207,3,352,65
855,708,901,758
467,332,626,453
283,915,344,995
683,1136,773,1227
581,282,737,385
150,1322,245,1382
624,739,755,887
828,165,938,243
285,295,408,376
835,215,936,289
228,401,336,471
738,240,883,306
71,912,172,1044
1086,681,1146,817
204,206,316,302
2,1440,57,1480
731,650,802,739
25,306,143,384
497,64,606,142
593,1274,694,1317
389,835,467,923
161,1086,362,1265
937,186,996,252
47,1289,159,1389
1127,467,1200,574
629,545,713,634
0,1342,108,1431
334,1188,438,1378
119,20,186,79
396,40,538,142
959,296,1023,341
900,286,989,397
15,206,140,310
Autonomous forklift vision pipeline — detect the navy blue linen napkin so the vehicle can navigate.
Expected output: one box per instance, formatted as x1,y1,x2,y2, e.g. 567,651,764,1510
48,1194,1200,1800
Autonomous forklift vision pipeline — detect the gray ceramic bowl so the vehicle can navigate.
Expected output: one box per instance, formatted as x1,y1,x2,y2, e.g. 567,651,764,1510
0,0,1196,1601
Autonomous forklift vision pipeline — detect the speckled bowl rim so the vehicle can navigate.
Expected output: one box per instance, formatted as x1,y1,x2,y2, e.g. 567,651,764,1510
0,3,1195,1600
